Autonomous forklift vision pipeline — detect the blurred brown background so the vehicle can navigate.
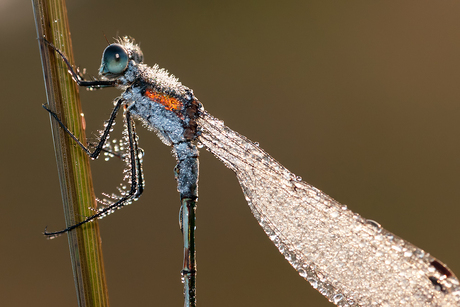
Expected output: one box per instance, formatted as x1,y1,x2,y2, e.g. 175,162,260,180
2,1,459,306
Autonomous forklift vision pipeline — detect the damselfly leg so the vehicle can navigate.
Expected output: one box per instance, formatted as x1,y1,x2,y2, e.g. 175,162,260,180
42,41,144,238
44,104,144,238
43,38,116,89
42,97,123,159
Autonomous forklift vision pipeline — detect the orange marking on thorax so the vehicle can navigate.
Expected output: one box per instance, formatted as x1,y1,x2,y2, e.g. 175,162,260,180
145,89,183,112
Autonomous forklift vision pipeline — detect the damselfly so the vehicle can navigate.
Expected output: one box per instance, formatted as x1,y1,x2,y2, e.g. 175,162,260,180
43,37,460,306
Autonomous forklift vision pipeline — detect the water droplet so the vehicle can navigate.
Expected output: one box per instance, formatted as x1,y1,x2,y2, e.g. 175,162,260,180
298,269,307,278
332,294,344,304
366,219,382,232
307,277,318,289
413,248,425,258
404,251,413,257
137,148,145,159
319,287,328,296
385,233,394,241
391,245,402,252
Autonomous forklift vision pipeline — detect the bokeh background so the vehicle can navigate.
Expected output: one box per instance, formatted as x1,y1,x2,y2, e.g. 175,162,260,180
2,1,460,306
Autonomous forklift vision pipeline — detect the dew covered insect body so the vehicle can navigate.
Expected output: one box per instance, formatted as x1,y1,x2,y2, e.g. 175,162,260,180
45,37,203,227
44,37,460,306
102,39,202,200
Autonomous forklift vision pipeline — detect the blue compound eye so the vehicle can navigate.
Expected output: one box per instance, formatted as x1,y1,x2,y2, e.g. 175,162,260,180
101,44,129,75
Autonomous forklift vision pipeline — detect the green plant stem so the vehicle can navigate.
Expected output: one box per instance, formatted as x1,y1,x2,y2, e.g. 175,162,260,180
32,0,110,306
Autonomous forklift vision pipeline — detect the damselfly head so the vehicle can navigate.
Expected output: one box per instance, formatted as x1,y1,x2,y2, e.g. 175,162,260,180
99,37,143,79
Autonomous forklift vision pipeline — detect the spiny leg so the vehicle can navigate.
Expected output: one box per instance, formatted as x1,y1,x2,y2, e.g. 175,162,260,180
88,141,125,160
129,110,144,199
43,38,116,89
43,38,144,236
45,108,144,238
43,97,123,159
97,108,144,204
